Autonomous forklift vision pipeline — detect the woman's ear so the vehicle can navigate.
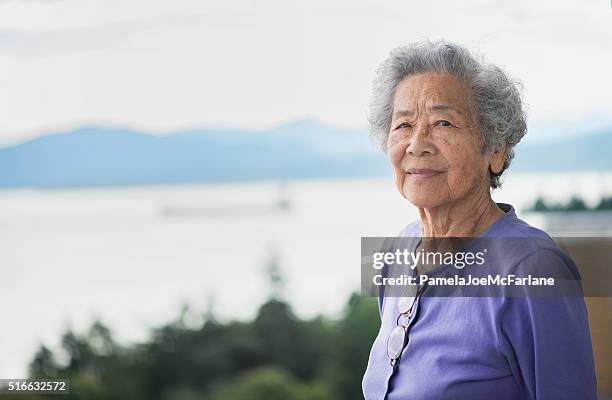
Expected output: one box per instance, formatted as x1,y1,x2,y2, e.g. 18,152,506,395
490,144,506,174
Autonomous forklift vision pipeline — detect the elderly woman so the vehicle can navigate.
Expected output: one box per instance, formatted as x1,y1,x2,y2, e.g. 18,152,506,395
361,41,596,400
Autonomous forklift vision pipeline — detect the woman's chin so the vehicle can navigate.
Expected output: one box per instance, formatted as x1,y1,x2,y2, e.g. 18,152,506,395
403,189,446,209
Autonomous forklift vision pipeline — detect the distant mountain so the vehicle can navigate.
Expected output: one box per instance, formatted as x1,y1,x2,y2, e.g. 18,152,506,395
0,120,610,189
0,119,389,188
511,128,612,171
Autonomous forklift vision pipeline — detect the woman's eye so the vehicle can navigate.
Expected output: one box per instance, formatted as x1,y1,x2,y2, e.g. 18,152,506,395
435,120,452,127
395,122,412,130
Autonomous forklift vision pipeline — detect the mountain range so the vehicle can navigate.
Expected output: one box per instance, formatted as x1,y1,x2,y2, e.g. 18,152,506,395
0,119,610,189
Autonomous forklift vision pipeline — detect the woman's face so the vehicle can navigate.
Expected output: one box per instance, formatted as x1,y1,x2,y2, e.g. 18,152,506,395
388,72,500,209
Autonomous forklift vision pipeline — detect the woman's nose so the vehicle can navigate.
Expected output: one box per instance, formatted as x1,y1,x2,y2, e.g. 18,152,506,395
405,126,436,156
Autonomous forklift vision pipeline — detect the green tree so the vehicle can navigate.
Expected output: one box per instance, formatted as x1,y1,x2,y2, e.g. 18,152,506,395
532,197,549,212
566,196,587,211
29,345,59,378
209,366,333,400
329,293,380,400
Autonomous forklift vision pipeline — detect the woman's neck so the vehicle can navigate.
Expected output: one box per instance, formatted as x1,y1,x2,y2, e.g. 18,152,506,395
418,189,504,238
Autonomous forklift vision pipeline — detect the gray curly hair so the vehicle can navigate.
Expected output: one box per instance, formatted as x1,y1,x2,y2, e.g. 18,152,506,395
368,40,527,189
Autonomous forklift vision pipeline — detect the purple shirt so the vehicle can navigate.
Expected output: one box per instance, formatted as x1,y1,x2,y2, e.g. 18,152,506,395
362,203,597,400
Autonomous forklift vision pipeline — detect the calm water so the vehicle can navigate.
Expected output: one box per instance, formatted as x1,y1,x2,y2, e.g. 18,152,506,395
1,172,611,377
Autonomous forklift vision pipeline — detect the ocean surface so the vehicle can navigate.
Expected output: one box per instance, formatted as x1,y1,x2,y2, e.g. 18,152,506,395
1,172,612,377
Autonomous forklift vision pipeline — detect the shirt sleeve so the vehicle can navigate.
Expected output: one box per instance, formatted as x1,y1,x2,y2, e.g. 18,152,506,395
377,263,388,320
497,249,597,400
376,235,399,320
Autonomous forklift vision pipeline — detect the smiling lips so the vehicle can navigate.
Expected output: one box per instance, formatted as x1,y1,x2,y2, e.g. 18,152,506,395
405,168,444,179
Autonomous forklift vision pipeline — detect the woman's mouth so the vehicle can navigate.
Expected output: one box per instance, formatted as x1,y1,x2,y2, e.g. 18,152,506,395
405,168,444,179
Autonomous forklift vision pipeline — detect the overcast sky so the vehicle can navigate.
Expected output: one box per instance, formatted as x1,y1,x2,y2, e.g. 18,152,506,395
0,0,610,145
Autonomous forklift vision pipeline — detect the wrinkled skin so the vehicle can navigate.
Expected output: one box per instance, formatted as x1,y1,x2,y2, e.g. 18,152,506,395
388,72,506,239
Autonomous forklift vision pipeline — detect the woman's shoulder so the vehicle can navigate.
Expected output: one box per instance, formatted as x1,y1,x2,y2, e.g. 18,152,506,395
485,208,581,279
486,203,559,249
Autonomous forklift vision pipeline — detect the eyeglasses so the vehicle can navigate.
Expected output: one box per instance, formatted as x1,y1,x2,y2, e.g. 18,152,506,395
387,284,425,367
